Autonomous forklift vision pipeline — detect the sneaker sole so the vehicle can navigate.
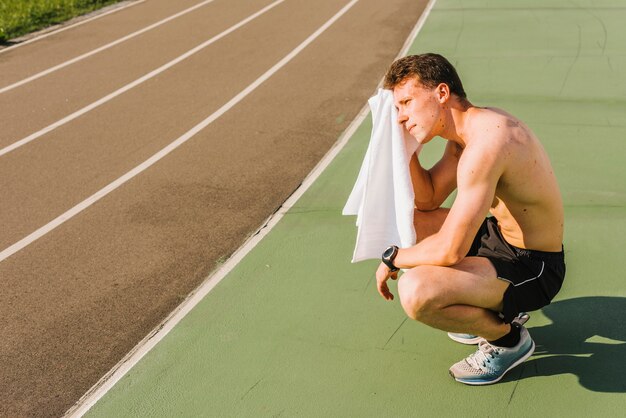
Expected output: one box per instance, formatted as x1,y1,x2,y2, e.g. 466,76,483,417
447,333,483,345
451,339,536,386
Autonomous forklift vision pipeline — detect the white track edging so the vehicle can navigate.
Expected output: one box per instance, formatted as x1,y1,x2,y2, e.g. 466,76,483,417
63,0,437,415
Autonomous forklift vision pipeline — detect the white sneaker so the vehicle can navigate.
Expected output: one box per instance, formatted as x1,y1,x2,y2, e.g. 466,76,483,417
449,326,535,385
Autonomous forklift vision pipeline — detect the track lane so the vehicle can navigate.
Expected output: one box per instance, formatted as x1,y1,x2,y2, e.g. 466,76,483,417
0,0,338,251
0,0,277,149
0,0,218,95
0,0,427,415
0,0,202,87
0,0,359,264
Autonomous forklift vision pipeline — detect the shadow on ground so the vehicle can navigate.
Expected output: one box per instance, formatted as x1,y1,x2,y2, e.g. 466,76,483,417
505,296,626,392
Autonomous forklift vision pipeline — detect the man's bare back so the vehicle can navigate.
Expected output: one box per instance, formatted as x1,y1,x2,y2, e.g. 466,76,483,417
459,107,564,252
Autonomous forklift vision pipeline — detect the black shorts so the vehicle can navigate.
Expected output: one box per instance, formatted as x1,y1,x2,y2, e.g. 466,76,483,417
467,217,566,323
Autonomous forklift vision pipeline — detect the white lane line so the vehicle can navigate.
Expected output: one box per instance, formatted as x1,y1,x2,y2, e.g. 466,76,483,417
63,1,435,416
0,0,146,55
0,0,218,94
0,0,359,264
0,0,285,158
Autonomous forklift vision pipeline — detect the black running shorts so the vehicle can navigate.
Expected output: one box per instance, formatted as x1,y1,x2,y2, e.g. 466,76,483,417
466,217,566,323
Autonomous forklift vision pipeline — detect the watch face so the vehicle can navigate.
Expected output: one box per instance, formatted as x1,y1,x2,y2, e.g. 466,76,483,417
383,246,395,259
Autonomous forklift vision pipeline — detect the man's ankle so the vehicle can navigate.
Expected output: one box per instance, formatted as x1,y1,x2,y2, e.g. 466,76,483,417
488,323,521,348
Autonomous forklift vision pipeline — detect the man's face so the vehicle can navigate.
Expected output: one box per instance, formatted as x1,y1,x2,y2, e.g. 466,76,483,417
393,77,442,144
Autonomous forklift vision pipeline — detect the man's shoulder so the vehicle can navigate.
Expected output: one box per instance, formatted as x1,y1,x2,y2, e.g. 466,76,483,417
464,108,525,153
458,110,516,179
472,106,516,121
470,107,519,134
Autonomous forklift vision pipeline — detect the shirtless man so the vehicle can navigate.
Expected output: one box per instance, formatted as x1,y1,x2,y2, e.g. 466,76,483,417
376,53,566,385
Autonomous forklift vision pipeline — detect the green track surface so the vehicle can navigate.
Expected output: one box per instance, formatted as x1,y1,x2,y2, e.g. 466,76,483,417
88,0,626,416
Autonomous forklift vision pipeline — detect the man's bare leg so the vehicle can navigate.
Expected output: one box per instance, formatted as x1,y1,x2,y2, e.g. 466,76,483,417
397,256,536,385
397,256,511,340
414,304,509,341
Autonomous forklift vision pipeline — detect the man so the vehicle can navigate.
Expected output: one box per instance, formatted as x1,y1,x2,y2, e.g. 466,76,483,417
376,53,565,385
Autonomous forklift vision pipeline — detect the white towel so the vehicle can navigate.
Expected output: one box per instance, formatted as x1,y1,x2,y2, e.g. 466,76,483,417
342,88,421,262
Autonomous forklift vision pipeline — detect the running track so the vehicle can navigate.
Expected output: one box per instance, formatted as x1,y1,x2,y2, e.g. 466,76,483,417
0,0,427,415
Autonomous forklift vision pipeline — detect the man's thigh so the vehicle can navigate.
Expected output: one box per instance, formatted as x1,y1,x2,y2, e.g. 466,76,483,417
402,256,509,311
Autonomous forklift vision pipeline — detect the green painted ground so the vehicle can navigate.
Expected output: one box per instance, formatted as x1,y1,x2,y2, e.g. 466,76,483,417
88,0,626,416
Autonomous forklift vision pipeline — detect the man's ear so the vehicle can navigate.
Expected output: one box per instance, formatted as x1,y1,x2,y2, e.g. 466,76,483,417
436,83,450,103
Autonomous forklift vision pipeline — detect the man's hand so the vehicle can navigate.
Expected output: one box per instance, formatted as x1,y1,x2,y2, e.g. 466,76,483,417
376,262,399,301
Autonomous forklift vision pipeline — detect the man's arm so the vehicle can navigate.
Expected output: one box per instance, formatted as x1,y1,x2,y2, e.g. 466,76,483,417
411,141,461,211
397,139,505,267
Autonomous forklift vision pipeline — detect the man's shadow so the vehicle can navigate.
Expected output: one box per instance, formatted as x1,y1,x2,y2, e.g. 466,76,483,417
503,296,626,392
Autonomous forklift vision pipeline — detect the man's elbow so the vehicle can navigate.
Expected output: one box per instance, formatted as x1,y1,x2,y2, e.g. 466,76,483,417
414,200,440,212
442,251,464,266
414,194,447,212
438,243,467,266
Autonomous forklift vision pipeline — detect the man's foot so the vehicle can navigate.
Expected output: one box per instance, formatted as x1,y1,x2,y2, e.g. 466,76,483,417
447,312,530,345
448,326,535,385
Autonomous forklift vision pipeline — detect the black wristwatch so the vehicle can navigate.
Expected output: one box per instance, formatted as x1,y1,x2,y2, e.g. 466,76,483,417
382,245,400,272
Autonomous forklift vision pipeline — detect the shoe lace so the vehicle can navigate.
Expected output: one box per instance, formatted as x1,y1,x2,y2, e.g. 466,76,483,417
465,340,500,370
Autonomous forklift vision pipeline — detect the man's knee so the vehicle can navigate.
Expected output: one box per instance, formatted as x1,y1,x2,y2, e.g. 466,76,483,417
397,267,444,321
